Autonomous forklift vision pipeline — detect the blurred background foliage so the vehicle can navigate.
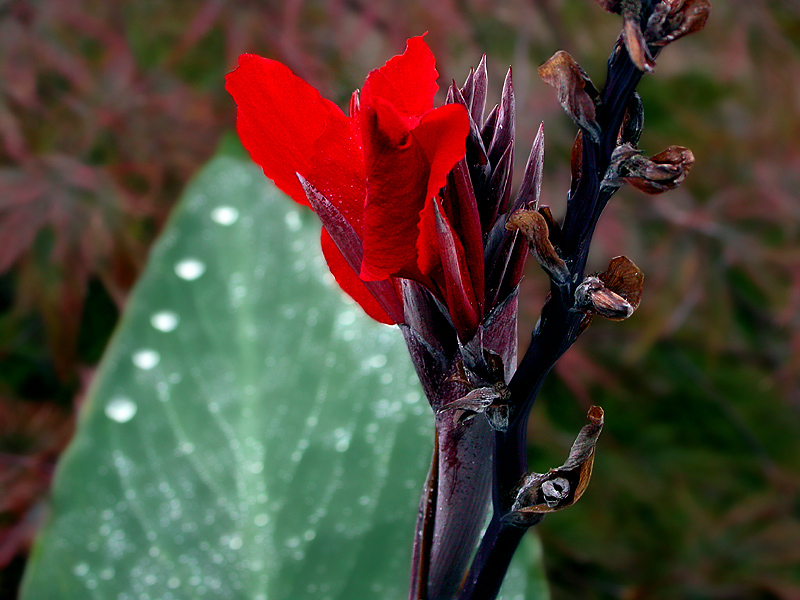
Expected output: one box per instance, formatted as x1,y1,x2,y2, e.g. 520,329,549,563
0,0,798,598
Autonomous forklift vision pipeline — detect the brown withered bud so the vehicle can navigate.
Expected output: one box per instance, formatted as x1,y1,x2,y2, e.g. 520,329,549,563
600,256,644,311
507,209,570,284
607,143,694,194
646,0,711,47
625,145,694,193
575,277,633,320
441,355,511,431
537,206,563,250
538,51,601,142
574,256,644,321
623,11,656,73
504,406,604,527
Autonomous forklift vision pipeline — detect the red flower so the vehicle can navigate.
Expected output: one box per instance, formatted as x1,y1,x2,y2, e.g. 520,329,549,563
226,37,474,329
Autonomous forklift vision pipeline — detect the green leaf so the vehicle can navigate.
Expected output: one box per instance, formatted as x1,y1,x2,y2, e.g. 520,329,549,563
21,146,547,600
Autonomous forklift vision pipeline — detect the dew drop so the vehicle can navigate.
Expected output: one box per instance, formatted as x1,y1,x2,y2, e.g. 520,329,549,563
151,311,179,332
285,536,301,548
229,534,243,550
175,259,206,281
132,349,160,370
167,576,181,589
337,310,356,326
333,428,351,453
405,391,421,404
105,397,137,423
210,206,239,226
284,211,302,232
362,354,387,369
254,514,269,527
73,562,89,577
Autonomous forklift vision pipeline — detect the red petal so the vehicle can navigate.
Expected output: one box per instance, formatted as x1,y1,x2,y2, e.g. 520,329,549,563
359,96,469,281
225,55,366,228
412,104,471,205
416,196,441,279
320,230,396,325
363,36,438,121
299,176,405,323
359,96,429,281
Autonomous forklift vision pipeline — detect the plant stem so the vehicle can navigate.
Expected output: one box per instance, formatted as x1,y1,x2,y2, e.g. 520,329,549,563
458,5,657,595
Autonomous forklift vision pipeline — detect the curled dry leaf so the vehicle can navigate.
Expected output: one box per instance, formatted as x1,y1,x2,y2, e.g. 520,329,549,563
506,209,569,283
538,51,601,143
646,0,711,47
504,406,604,527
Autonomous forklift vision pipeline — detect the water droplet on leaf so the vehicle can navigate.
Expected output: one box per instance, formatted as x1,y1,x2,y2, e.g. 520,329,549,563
175,259,206,281
105,397,137,423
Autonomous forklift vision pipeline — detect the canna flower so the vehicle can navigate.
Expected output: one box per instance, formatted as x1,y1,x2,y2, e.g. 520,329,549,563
225,36,542,348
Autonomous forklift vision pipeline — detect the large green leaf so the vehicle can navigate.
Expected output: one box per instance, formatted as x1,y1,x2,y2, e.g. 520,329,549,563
21,144,547,600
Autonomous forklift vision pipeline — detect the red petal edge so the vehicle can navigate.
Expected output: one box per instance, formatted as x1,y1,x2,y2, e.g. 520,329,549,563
364,35,439,120
225,54,365,226
321,230,396,325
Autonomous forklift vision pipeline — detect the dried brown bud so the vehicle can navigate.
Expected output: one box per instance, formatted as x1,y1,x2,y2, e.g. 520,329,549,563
575,277,634,320
505,406,604,526
646,0,711,47
537,206,563,249
538,51,601,142
623,13,656,72
600,255,644,311
574,256,644,321
507,209,570,283
607,143,694,194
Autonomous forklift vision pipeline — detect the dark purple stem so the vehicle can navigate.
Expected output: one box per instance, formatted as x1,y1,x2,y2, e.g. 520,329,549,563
457,7,655,597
